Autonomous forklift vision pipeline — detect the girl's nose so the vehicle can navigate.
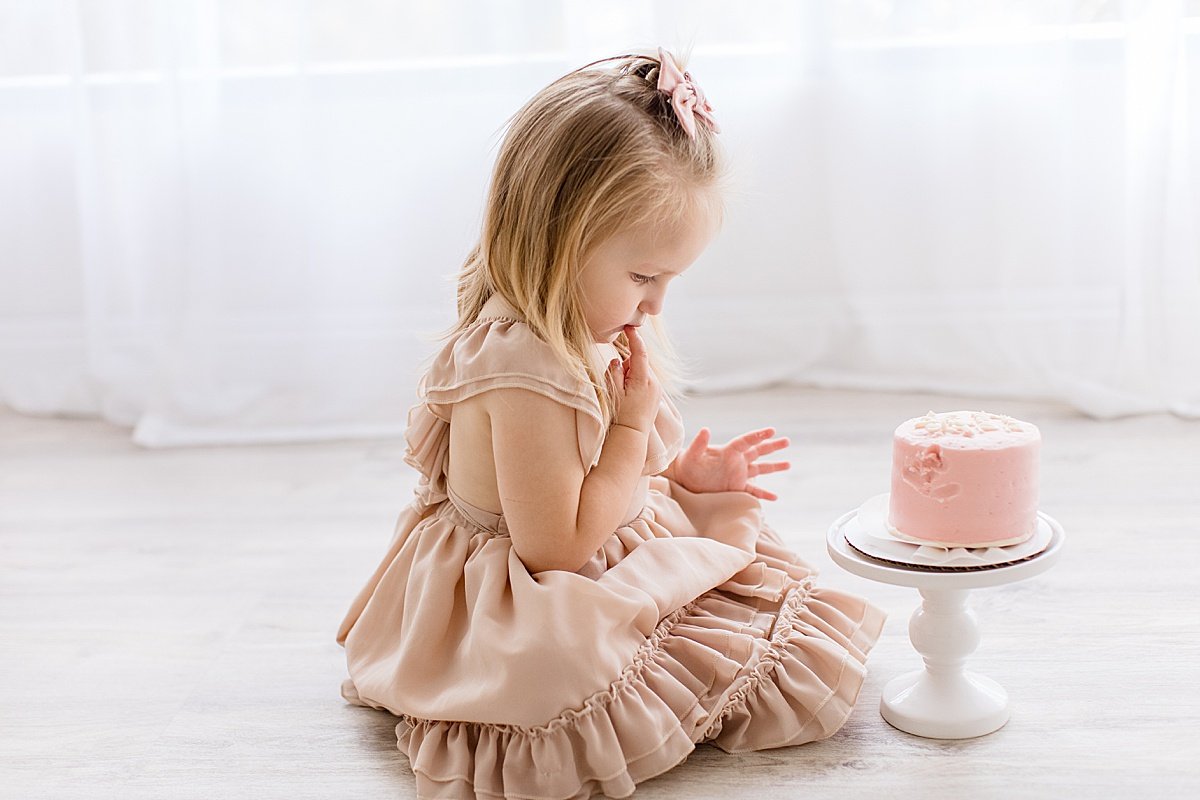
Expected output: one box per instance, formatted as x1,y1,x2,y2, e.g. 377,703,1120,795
640,294,664,317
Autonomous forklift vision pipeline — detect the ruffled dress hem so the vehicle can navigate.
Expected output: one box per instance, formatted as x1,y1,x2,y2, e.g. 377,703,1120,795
342,573,886,800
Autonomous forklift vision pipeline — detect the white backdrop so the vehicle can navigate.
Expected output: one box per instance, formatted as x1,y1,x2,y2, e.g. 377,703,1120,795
2,1,1198,446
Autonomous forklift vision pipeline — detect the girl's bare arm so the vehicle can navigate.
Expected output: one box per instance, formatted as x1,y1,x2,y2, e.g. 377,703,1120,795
478,388,648,573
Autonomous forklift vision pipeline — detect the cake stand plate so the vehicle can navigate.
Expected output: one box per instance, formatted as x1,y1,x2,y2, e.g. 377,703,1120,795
845,493,1054,570
828,504,1065,739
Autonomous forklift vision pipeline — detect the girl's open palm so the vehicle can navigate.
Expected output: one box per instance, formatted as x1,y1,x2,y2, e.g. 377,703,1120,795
672,427,791,501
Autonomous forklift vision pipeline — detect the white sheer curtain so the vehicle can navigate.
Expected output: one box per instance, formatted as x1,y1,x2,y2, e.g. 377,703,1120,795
1,1,1197,446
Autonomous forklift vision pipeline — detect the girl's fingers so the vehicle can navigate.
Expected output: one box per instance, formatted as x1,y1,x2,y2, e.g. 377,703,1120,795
744,484,778,502
623,326,650,381
748,461,790,477
607,359,624,391
624,325,647,360
686,427,711,456
747,437,790,459
732,427,775,453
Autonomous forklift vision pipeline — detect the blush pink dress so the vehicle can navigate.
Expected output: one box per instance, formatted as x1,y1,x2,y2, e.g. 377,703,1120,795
336,294,886,800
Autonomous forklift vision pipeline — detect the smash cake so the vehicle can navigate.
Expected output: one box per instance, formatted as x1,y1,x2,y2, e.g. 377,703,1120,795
887,410,1041,549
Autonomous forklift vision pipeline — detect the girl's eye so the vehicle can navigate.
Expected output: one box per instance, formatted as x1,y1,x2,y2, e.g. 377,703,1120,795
631,273,655,284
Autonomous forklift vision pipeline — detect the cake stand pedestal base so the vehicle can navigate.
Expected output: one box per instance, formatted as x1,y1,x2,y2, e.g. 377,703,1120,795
879,588,1009,739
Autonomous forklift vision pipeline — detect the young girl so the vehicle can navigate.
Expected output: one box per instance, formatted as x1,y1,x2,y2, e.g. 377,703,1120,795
336,47,885,800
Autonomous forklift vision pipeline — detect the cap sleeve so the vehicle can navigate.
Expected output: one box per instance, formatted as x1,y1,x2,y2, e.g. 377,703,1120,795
403,316,688,502
410,317,607,480
421,318,598,420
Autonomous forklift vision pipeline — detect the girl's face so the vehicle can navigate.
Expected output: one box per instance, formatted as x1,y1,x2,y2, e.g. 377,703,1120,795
578,199,717,344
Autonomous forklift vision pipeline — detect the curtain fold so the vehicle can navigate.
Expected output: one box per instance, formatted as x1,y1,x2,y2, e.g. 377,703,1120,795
1,1,1196,446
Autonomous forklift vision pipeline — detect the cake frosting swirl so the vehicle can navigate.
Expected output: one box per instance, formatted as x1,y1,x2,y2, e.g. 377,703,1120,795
887,410,1040,548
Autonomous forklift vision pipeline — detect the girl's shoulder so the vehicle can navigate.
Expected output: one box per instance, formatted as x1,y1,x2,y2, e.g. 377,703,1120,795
411,295,684,477
419,296,602,419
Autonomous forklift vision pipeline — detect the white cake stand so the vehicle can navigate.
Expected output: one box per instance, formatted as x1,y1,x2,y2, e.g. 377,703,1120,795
827,505,1065,739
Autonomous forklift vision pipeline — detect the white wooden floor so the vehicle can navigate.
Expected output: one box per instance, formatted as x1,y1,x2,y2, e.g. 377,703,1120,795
2,387,1198,799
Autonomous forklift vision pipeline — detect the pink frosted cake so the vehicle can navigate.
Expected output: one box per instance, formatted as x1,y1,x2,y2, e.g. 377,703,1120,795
887,410,1041,548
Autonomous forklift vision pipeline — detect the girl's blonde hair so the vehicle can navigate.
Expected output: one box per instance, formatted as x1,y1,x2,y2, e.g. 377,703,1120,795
440,47,728,427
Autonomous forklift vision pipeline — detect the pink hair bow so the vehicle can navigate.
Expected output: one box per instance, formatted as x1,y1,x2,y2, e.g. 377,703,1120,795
656,47,720,140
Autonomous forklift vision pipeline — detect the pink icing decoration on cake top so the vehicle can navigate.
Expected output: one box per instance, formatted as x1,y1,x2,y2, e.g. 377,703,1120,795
887,410,1040,548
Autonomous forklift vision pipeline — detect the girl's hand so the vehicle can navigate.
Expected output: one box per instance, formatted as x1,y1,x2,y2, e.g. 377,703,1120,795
671,426,791,501
609,325,661,433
